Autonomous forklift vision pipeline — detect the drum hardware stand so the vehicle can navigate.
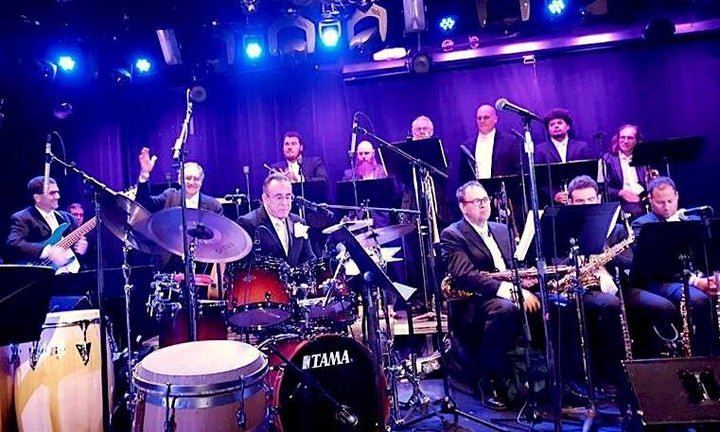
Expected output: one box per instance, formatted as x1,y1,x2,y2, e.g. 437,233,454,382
259,337,362,430
121,240,138,415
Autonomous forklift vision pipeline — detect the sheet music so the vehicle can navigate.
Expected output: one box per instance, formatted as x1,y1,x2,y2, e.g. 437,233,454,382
514,209,543,262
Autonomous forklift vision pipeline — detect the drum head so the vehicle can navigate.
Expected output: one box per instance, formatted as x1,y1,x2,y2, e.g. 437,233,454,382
275,335,385,432
135,340,266,394
44,309,100,327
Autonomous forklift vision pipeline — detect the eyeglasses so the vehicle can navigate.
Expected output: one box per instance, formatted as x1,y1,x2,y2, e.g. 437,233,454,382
184,175,202,182
463,197,490,206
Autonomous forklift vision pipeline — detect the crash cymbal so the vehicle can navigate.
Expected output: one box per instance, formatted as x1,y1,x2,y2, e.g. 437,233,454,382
100,192,159,254
321,219,374,235
147,208,252,263
355,224,416,246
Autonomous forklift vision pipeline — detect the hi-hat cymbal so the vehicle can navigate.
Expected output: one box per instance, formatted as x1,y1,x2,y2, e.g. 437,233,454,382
321,219,374,235
355,224,416,246
147,208,252,263
100,192,159,254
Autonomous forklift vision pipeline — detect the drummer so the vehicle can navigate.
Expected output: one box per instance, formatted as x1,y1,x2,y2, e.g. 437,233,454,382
236,173,315,268
135,147,223,274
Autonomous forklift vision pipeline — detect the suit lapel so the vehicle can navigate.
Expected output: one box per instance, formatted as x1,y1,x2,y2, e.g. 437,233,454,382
258,207,286,257
458,219,493,265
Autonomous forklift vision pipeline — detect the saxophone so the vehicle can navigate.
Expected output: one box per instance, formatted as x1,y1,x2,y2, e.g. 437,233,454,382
615,267,633,361
441,266,574,300
555,228,635,293
680,283,693,357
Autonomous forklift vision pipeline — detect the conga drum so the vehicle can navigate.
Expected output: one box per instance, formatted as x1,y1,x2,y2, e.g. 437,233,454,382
133,340,268,432
14,309,114,432
0,344,16,432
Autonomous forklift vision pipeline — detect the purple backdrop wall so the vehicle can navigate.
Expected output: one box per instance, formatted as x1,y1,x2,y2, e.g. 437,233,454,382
2,37,719,248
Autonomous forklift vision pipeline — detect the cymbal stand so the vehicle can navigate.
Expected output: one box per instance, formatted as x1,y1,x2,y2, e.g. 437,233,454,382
120,240,137,415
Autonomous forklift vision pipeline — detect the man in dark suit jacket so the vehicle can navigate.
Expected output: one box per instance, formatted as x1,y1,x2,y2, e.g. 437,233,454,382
135,147,223,273
237,173,315,268
440,180,540,410
631,176,714,356
459,104,522,184
601,124,648,220
534,108,600,206
5,176,87,272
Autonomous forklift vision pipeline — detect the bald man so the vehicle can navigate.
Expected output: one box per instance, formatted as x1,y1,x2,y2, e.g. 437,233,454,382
460,104,521,183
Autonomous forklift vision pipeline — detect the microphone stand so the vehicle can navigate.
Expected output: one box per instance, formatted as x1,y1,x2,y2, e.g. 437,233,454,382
297,157,306,219
171,88,198,342
243,165,252,214
520,117,563,432
595,134,610,203
47,153,117,432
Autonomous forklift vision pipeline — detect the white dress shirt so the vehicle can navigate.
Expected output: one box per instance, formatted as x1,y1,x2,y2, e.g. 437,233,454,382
551,137,569,163
619,153,644,195
474,129,496,180
268,212,289,254
467,219,517,299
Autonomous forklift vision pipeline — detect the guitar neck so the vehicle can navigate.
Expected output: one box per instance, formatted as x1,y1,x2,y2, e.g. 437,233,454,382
55,217,97,250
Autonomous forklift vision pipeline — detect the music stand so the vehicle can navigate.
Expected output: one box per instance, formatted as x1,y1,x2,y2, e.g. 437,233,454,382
292,180,330,227
534,160,599,208
631,136,705,178
336,177,401,209
480,173,530,230
0,265,55,345
382,137,448,184
541,203,621,260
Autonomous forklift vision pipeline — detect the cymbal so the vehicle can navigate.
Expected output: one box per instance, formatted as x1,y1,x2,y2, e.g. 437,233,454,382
355,224,416,246
321,219,374,235
147,208,252,263
100,192,158,254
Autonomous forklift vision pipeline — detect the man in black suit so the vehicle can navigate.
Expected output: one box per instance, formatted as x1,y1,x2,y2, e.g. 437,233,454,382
600,124,648,220
535,108,600,205
135,147,223,273
237,173,315,268
631,176,715,355
440,180,540,410
5,176,87,272
459,104,521,183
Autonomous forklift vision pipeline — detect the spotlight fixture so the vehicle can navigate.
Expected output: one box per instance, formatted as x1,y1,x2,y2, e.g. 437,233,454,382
319,3,342,49
57,56,76,72
156,29,183,65
403,0,427,33
241,0,259,14
407,51,432,74
439,16,456,32
243,33,265,60
547,0,567,16
347,2,387,46
134,58,152,73
268,14,316,55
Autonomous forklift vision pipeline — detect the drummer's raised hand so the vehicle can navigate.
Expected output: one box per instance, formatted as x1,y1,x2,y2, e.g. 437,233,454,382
138,147,158,181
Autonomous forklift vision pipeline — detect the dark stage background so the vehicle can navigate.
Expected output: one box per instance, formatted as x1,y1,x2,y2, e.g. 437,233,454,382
1,36,719,267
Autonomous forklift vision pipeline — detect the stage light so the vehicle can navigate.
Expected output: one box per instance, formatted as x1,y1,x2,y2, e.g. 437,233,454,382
243,34,264,59
156,29,183,65
439,16,456,32
268,14,316,55
403,0,427,32
241,0,259,14
134,58,152,73
408,51,432,74
57,56,76,72
347,3,387,47
319,19,341,48
547,0,567,16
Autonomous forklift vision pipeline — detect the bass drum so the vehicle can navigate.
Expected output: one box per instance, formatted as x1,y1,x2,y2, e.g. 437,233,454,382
133,340,268,432
14,309,114,432
263,334,389,432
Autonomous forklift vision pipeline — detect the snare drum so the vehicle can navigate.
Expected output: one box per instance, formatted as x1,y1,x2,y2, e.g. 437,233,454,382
296,260,356,327
259,334,389,431
14,309,114,432
226,267,292,330
133,340,268,432
155,299,228,348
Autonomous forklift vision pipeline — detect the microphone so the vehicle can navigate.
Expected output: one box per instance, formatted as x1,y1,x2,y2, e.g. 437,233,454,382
349,115,358,157
43,134,52,195
223,193,246,202
297,155,303,166
495,98,540,121
295,196,334,218
678,206,714,220
459,144,476,164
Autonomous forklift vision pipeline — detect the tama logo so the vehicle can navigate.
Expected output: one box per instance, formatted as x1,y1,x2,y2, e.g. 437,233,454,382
302,350,351,369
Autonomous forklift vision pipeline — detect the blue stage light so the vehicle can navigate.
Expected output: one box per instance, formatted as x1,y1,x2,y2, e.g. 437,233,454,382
134,58,152,73
439,16,456,32
547,0,567,15
319,20,342,48
57,56,76,72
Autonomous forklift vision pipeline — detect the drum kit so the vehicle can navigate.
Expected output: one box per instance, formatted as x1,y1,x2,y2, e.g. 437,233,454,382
0,190,422,432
